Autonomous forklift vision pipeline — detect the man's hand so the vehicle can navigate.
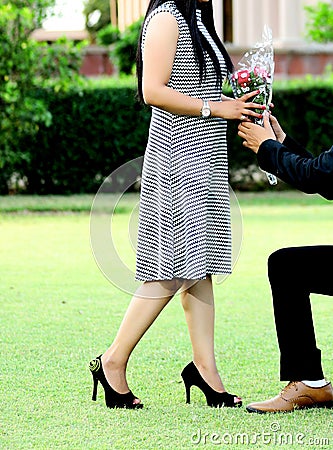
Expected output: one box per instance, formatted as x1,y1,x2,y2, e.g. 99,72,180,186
238,112,277,153
270,114,286,143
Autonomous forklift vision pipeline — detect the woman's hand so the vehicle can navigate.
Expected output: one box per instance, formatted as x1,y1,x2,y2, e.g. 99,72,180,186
238,112,276,153
214,90,266,121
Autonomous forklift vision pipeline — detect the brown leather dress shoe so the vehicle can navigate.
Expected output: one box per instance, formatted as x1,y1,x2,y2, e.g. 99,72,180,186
246,381,333,413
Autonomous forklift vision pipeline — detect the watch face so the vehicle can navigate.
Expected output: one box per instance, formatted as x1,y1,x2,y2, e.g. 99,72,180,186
202,107,211,118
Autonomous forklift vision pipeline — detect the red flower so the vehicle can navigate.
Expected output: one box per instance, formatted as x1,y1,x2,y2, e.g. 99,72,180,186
236,69,251,86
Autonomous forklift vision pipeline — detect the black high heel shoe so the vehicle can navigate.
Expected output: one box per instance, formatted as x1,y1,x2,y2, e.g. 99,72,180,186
181,361,242,408
89,355,143,409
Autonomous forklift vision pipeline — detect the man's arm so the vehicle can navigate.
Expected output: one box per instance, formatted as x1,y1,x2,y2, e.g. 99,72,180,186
281,135,313,158
258,139,333,200
238,114,333,200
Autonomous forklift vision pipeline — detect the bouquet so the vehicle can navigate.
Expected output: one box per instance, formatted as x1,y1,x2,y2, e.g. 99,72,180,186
229,25,277,185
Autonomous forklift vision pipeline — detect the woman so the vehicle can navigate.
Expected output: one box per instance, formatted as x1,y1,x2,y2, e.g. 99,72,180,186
89,0,264,409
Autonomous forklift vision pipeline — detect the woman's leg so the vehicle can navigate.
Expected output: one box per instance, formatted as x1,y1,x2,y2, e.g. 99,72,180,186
180,277,227,393
101,279,183,399
268,246,333,381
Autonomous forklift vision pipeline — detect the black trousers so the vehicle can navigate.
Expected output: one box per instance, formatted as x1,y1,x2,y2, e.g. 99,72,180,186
268,246,333,381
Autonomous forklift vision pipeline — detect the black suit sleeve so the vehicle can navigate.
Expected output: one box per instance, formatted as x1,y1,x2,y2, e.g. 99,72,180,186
281,135,313,158
257,137,333,200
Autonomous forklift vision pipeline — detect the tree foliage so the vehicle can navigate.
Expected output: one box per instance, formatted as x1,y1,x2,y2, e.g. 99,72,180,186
3,0,55,28
111,18,143,75
96,23,120,46
305,1,333,43
83,0,110,41
0,0,85,192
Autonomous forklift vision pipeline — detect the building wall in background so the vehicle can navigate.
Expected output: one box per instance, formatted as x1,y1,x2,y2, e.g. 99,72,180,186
112,0,333,79
117,0,149,30
231,0,321,47
34,1,333,78
116,0,325,47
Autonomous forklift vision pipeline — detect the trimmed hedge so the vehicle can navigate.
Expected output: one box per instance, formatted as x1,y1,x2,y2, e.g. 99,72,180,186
3,76,333,194
8,78,150,194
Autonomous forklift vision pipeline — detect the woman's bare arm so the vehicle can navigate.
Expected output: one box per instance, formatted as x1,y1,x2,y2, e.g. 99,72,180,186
142,12,264,121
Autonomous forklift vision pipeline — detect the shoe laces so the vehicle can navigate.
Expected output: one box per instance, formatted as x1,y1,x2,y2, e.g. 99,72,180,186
281,381,298,395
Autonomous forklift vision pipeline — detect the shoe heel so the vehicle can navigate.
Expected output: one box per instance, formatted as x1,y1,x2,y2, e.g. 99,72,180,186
92,373,98,401
184,383,191,404
181,369,192,404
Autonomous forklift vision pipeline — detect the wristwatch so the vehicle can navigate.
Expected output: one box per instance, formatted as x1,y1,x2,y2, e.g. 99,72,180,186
200,99,211,118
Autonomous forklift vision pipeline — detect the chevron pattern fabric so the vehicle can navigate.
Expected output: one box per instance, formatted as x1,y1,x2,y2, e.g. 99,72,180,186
135,1,232,281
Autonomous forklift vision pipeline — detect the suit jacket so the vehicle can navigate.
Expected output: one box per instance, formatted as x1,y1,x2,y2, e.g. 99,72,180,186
257,136,333,200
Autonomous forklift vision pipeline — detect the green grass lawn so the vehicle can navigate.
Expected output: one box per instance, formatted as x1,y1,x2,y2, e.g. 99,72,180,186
1,191,333,449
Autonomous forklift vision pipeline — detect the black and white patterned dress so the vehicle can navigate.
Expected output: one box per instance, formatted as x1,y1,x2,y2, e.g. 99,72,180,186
135,1,231,281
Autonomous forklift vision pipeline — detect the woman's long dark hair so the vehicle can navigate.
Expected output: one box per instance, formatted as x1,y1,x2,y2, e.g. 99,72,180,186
136,0,234,103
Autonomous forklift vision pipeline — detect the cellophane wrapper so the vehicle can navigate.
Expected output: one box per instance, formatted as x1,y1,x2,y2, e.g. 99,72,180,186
229,25,274,125
229,25,277,185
